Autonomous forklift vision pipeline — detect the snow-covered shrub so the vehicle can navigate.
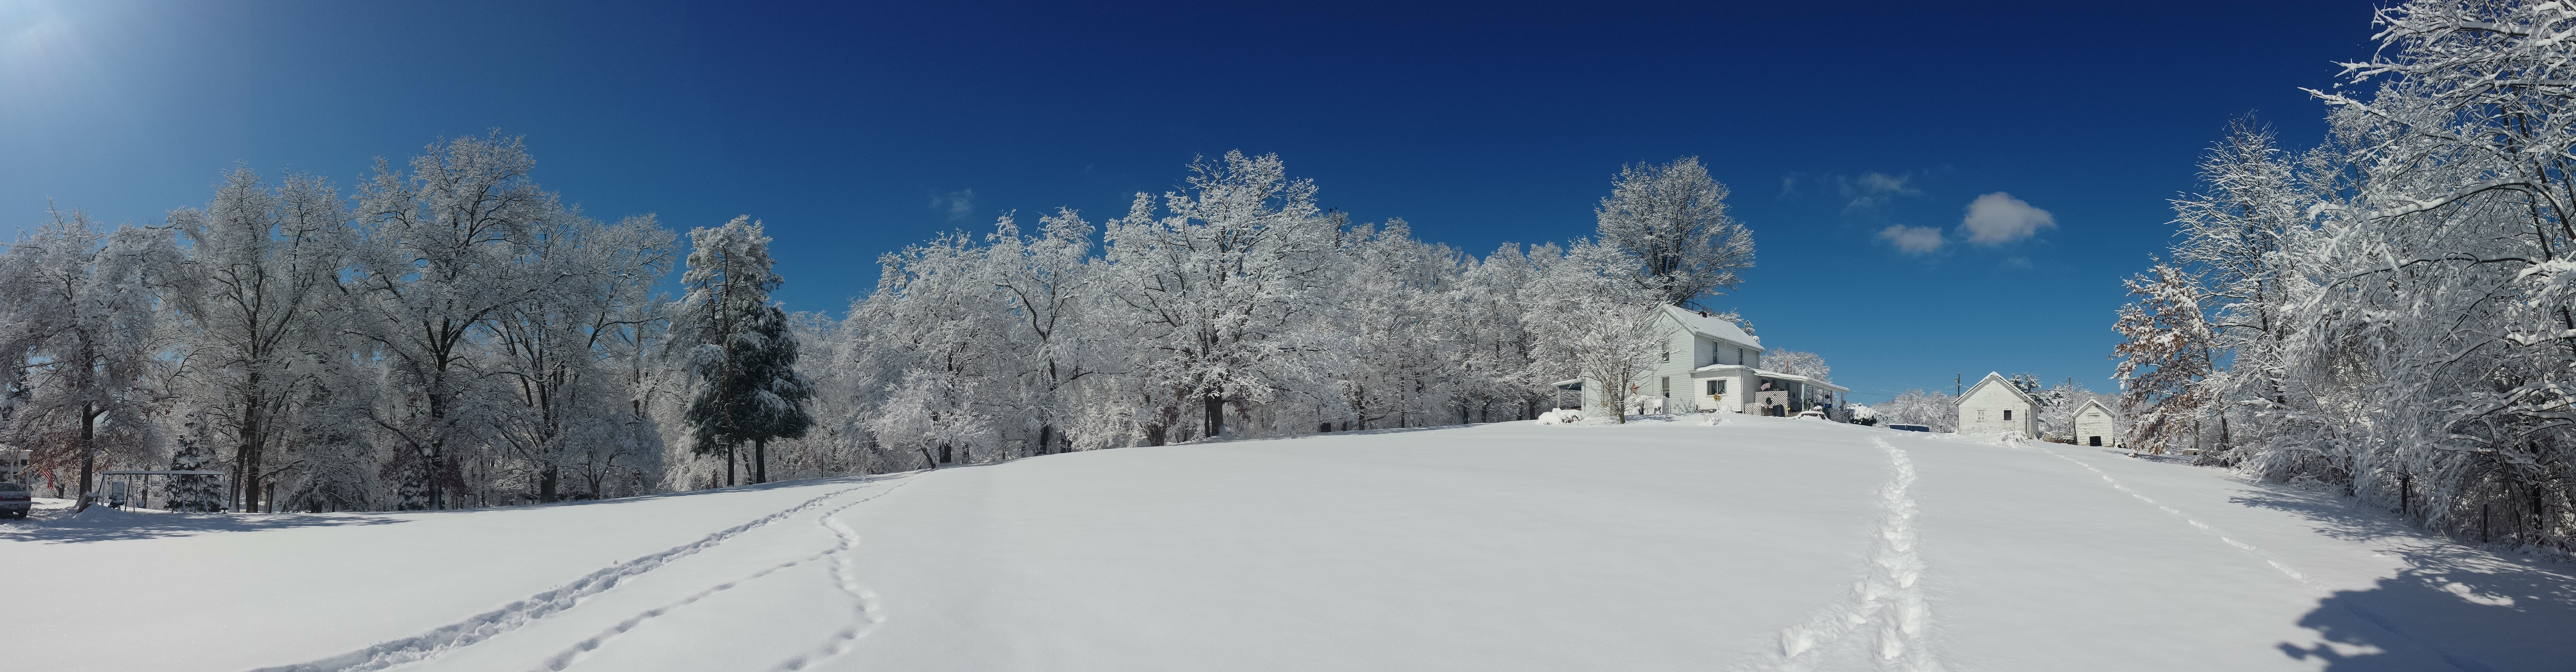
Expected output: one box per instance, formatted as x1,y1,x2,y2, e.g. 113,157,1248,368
1872,390,1956,432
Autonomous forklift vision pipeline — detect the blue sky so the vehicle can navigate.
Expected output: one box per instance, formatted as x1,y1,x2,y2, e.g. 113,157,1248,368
0,0,2379,403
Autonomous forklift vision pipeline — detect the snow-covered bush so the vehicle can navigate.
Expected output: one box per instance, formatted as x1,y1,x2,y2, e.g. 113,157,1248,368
1872,390,1956,432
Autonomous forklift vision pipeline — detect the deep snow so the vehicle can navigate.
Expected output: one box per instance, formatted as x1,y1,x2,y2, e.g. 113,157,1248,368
4,416,2570,671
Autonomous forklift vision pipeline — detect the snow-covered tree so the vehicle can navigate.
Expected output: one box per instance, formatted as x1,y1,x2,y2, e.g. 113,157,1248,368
165,411,225,512
2112,264,2217,456
166,167,353,511
346,133,578,509
988,210,1107,454
487,213,674,499
1530,242,1673,423
1593,157,1754,309
675,216,813,485
1104,151,1342,440
1767,350,1830,382
0,209,181,509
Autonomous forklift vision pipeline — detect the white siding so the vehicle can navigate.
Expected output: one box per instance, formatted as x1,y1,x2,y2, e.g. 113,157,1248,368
1956,373,2037,437
1579,308,1764,416
2073,401,2117,447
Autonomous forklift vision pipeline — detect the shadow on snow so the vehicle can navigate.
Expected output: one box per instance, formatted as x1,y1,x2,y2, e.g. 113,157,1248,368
2235,479,2576,671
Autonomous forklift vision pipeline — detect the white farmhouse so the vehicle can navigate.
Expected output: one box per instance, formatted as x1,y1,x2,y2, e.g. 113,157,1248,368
1956,372,2037,438
1576,305,1849,416
2071,398,2118,447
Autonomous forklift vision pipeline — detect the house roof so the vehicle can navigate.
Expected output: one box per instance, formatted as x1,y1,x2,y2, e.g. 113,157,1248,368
1960,371,2038,407
2074,397,2115,417
1659,305,1762,350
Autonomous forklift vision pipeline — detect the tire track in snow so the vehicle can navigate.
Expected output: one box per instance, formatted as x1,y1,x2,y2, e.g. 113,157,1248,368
2025,444,2496,672
251,477,906,672
530,478,916,672
1745,437,1942,672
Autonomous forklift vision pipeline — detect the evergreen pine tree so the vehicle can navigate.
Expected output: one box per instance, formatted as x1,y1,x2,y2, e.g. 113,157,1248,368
166,413,225,512
676,217,814,485
682,305,815,484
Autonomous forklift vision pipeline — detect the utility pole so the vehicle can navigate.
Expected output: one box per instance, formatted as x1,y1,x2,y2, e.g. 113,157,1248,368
1955,374,1961,397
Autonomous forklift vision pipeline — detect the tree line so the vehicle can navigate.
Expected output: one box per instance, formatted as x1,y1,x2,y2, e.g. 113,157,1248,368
0,141,1767,512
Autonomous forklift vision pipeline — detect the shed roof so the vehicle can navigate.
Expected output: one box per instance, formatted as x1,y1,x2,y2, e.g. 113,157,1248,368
2074,397,2115,417
1960,371,2039,407
1659,305,1762,350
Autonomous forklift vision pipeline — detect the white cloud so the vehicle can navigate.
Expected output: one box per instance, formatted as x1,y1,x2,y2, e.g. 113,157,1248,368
1840,172,1921,209
1960,192,2055,245
930,189,976,221
1877,224,1946,254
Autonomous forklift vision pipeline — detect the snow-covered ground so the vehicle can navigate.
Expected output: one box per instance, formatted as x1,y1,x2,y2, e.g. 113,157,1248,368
5,416,2571,671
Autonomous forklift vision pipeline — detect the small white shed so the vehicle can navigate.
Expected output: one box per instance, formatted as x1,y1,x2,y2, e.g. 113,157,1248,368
1956,372,2037,438
2072,398,2118,447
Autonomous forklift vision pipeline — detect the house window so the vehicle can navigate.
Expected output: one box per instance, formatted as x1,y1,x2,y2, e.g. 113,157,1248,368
1978,410,1988,422
1660,345,1669,362
2003,410,2013,421
1709,380,1727,395
1660,377,1670,397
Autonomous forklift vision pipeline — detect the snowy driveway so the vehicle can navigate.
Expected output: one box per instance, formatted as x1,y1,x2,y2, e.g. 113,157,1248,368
3,416,2570,671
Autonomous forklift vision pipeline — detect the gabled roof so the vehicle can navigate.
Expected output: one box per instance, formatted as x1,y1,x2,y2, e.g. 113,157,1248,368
1658,305,1761,350
2073,397,2115,417
1960,371,2038,407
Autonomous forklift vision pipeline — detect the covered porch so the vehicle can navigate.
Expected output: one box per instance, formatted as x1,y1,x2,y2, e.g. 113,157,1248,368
1688,365,1851,417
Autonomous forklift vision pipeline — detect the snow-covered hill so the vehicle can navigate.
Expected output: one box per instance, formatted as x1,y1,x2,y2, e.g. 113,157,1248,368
6,416,2570,671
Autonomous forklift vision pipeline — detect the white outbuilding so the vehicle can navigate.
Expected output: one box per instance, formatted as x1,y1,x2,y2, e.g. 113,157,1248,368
1956,372,2037,438
2071,398,2118,447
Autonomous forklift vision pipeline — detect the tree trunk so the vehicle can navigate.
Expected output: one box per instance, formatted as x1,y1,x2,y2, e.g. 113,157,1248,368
754,439,767,485
427,390,445,510
77,403,96,511
540,464,559,503
237,431,261,511
725,445,737,487
1038,425,1054,455
1204,395,1224,440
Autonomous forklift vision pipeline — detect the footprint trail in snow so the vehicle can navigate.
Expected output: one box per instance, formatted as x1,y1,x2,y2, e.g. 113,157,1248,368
1743,437,1942,672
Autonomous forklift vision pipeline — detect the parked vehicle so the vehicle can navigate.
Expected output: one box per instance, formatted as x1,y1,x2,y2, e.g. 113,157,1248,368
1888,424,1932,432
1795,409,1828,420
0,483,31,519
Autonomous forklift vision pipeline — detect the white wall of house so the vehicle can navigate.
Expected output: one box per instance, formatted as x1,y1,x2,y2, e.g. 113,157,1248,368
2073,400,2118,447
1956,372,2037,437
1579,306,1764,416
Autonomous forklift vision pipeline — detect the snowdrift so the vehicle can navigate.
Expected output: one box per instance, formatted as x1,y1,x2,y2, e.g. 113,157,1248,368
4,416,2570,671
